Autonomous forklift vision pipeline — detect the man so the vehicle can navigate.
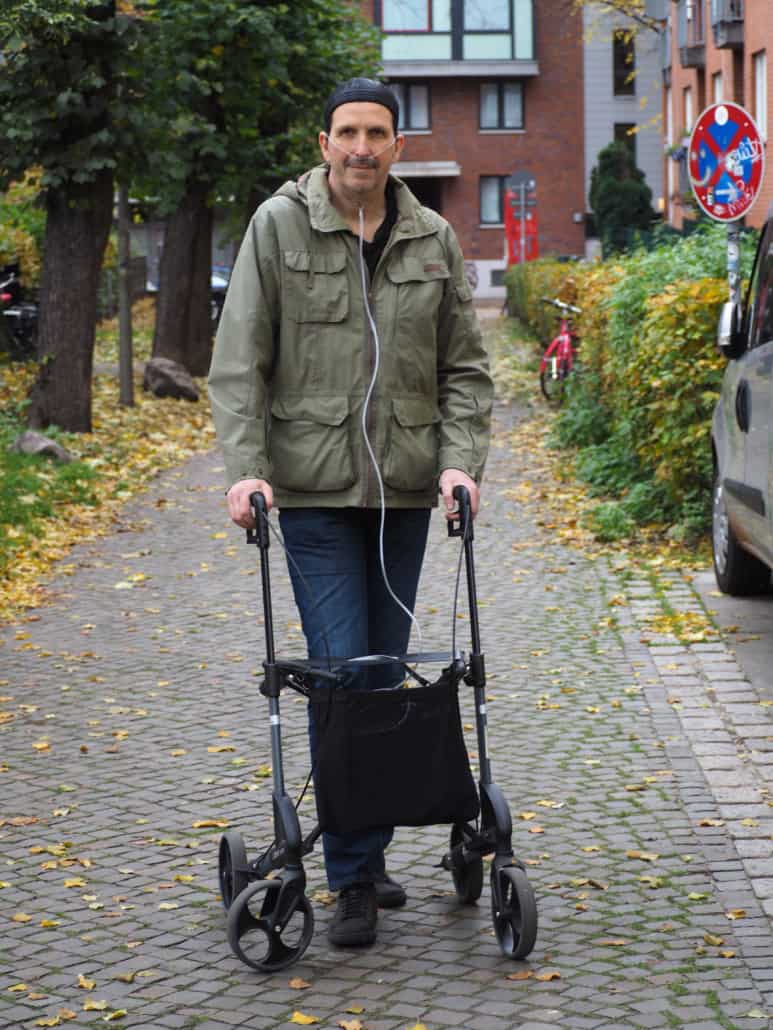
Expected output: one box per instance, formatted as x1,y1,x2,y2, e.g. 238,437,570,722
208,78,492,949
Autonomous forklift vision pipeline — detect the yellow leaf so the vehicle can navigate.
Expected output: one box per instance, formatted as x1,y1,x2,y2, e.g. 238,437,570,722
191,819,228,829
40,919,61,928
518,811,537,821
173,874,194,884
599,939,628,947
698,818,724,827
207,745,236,753
406,1025,428,1030
289,978,311,989
726,909,746,920
83,998,109,1011
169,749,186,757
345,1006,365,1014
158,902,178,911
57,1010,77,1021
506,970,534,980
35,1018,61,1028
8,984,29,992
703,932,724,946
102,1011,127,1022
534,970,561,981
77,975,96,990
527,826,545,834
33,741,51,752
11,912,31,923
115,972,136,984
740,818,759,827
719,949,736,958
338,1021,362,1030
290,1013,320,1026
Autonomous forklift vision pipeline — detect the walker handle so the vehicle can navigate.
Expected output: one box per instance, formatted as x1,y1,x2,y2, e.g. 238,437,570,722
246,491,270,549
447,484,473,540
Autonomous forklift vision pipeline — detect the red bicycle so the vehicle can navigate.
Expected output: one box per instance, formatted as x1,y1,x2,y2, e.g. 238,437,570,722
538,297,581,404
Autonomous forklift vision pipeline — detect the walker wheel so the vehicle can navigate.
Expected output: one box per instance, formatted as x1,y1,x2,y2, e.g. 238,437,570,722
490,865,537,960
449,825,483,904
226,879,314,973
218,831,250,911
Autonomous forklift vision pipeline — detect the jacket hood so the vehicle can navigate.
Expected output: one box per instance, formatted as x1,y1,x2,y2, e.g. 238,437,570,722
273,165,440,238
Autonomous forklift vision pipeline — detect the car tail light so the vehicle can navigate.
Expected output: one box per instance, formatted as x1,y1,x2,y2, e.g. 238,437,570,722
1,292,12,303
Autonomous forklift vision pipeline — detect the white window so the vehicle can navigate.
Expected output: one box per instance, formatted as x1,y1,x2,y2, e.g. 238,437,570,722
754,51,767,140
465,0,510,30
389,83,430,131
383,0,430,31
684,85,693,133
480,176,506,224
480,82,523,130
712,71,723,104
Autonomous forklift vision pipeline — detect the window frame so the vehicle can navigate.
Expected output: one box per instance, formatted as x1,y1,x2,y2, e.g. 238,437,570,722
390,82,432,131
479,81,524,131
381,0,433,33
612,28,635,97
479,175,508,226
614,121,637,164
753,50,767,141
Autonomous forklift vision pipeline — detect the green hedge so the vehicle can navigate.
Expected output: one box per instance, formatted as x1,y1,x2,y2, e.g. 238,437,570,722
505,224,757,539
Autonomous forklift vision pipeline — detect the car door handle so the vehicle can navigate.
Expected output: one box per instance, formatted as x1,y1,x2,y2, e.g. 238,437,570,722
735,379,750,433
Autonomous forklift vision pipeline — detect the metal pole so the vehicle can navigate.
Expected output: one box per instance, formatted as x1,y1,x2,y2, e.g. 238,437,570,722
118,183,134,407
520,183,526,264
727,221,741,307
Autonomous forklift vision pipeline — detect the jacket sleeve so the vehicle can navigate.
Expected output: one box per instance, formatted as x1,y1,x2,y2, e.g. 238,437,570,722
435,225,494,482
207,205,280,487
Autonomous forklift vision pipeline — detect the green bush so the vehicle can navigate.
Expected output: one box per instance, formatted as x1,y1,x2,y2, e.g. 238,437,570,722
514,222,757,537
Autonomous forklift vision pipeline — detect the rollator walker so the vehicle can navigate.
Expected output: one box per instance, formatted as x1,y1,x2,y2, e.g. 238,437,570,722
217,486,538,971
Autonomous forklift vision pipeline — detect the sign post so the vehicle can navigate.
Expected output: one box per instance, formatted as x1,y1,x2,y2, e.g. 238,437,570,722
687,102,765,307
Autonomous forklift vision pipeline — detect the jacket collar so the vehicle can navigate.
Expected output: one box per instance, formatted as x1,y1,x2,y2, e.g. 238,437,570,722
299,165,438,241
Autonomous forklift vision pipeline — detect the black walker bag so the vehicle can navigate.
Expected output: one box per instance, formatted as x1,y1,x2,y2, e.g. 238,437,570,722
310,669,480,836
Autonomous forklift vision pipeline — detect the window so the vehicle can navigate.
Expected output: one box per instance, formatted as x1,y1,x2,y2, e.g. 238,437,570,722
684,85,693,132
712,71,723,104
480,176,507,224
389,83,430,130
464,0,510,30
754,51,767,140
613,29,635,96
614,122,637,163
480,82,523,129
382,0,430,31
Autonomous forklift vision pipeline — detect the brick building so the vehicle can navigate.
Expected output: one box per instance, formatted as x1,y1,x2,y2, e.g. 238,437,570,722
662,0,771,229
358,1,587,297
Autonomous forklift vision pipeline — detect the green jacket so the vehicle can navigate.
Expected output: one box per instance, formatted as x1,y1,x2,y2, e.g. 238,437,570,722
207,166,493,508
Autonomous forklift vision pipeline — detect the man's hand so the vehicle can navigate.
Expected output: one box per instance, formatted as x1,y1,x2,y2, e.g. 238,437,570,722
226,478,274,529
439,468,480,521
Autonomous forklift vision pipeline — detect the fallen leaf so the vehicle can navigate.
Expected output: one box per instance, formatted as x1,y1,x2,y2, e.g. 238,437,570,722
703,933,724,947
345,1006,365,1015
102,1011,127,1022
518,811,537,821
337,1021,362,1030
191,819,228,829
687,892,708,902
506,970,534,981
745,1009,768,1020
64,878,86,888
8,984,29,992
158,902,178,911
725,909,746,920
83,998,109,1011
77,975,96,990
290,1014,320,1026
698,818,725,827
57,1010,77,1021
626,850,659,862
115,973,136,984
35,1019,61,1028
11,912,32,923
719,949,736,958
534,970,561,981
40,919,61,928
598,939,629,947
289,978,311,990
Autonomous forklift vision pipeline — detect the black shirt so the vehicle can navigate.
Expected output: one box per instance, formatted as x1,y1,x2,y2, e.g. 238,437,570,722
361,182,398,282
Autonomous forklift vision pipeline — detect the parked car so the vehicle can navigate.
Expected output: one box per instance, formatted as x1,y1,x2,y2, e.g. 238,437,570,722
145,266,231,329
712,203,773,595
0,261,38,360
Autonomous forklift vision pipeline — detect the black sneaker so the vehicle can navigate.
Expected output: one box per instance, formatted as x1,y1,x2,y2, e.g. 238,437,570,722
328,883,377,948
374,873,407,909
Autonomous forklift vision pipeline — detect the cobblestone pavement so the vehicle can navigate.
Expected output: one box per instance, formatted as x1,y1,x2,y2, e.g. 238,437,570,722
2,395,773,1030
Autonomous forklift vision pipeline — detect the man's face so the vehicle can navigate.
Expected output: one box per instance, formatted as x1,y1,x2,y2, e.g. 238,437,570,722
319,102,404,200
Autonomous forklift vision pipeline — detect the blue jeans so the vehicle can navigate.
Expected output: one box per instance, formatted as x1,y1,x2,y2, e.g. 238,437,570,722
278,506,431,891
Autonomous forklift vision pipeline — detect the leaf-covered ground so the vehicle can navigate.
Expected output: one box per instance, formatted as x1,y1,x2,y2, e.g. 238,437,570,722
0,300,214,621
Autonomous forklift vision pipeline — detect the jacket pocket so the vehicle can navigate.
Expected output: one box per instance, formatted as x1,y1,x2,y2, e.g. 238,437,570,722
269,395,355,492
383,397,440,492
283,250,348,323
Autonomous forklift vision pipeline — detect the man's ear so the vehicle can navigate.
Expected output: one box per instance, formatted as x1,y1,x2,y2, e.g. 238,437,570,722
318,131,330,162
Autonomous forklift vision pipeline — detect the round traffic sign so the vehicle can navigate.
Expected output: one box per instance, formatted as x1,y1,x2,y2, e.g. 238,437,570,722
688,103,765,222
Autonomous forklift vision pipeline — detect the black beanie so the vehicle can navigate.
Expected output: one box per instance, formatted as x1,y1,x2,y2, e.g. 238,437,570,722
323,78,399,134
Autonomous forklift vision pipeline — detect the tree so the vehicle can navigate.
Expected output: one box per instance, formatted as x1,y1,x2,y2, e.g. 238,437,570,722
0,1,144,431
589,140,657,255
571,0,665,34
145,0,379,376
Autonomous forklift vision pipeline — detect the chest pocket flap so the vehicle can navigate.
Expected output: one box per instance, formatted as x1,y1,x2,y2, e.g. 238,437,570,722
387,257,450,285
284,250,348,323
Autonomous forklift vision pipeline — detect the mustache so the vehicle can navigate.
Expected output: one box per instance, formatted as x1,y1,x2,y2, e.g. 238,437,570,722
344,155,378,169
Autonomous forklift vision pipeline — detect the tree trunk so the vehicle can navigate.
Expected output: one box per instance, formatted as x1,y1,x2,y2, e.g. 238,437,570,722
152,182,213,377
27,171,114,433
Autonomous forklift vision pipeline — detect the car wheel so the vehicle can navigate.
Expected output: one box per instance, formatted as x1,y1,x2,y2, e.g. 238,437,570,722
712,472,771,595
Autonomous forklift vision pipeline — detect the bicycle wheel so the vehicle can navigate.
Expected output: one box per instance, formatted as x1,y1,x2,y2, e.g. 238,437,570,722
540,356,569,404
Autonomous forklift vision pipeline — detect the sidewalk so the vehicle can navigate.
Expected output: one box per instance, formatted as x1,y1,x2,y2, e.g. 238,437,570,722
1,396,772,1030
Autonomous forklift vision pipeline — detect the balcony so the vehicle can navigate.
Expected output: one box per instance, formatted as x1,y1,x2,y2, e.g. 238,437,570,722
678,0,705,68
711,0,744,49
